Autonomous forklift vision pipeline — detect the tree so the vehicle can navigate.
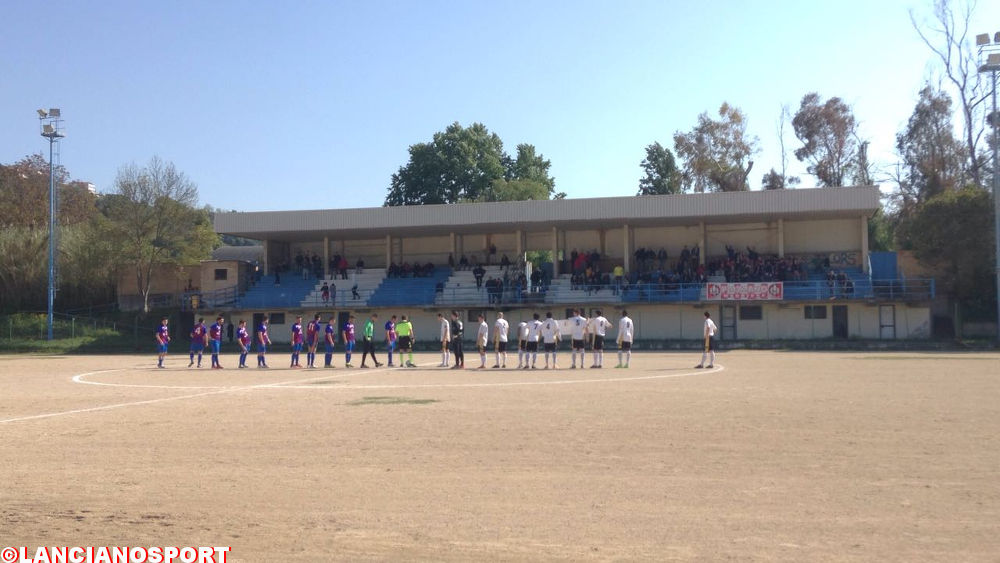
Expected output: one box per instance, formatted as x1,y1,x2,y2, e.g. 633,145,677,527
852,139,876,186
477,143,559,202
0,154,95,229
385,122,508,205
673,103,758,192
101,157,217,313
898,186,995,315
894,84,968,212
761,105,801,190
792,93,859,187
637,142,682,195
911,0,987,186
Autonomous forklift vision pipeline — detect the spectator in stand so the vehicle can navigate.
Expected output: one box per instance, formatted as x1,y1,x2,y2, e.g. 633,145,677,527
321,282,330,304
448,253,455,269
658,248,667,269
459,254,469,270
355,257,365,273
351,284,360,300
338,257,349,280
473,264,486,289
500,254,510,270
613,264,624,295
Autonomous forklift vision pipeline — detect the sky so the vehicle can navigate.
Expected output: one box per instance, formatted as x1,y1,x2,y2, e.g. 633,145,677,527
2,0,999,212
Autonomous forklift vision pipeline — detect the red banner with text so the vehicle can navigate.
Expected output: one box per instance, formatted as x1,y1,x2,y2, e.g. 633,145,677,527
706,282,783,301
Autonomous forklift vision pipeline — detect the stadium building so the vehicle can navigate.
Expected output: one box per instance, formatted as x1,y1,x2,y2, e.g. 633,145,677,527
202,187,933,344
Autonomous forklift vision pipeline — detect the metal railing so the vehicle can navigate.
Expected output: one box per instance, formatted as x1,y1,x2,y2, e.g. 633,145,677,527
177,278,935,310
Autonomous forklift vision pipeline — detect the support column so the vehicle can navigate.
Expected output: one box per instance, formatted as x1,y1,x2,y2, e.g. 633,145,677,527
385,234,392,269
515,229,523,257
262,239,270,275
861,216,870,274
598,229,606,258
777,219,785,258
323,236,330,278
698,221,706,266
552,226,560,276
623,224,631,273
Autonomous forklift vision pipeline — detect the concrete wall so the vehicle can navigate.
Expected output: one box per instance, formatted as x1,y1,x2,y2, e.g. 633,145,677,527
784,218,861,254
705,222,775,256
198,260,243,294
231,303,930,344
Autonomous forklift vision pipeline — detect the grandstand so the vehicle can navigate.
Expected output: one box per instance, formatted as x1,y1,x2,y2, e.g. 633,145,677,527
202,187,934,342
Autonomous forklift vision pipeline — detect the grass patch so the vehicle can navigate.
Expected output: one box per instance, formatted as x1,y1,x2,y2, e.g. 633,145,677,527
348,396,439,406
0,334,141,354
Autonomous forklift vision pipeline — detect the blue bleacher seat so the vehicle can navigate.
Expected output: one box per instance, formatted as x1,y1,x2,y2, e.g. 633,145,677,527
367,269,453,307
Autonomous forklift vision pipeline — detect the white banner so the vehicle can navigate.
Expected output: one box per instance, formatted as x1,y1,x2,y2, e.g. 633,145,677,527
706,282,783,301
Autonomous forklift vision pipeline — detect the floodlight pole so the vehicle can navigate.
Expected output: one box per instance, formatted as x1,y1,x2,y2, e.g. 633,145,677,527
978,36,1000,345
992,69,999,346
39,110,64,341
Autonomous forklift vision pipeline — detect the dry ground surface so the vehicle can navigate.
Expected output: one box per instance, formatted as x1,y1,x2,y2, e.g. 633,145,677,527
1,350,999,562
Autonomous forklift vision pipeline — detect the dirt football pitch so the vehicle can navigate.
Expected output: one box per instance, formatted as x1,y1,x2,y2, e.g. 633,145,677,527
1,350,999,562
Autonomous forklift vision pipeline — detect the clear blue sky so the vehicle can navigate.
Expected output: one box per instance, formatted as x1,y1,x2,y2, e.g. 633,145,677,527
2,0,998,211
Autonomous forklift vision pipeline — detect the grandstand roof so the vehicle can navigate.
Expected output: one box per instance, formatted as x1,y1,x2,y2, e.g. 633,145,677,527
214,186,880,242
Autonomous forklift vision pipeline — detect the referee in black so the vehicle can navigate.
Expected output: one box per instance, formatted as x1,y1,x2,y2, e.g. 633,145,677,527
449,310,465,369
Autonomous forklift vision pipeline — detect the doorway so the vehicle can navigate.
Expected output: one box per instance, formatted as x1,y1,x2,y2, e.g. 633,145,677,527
832,305,848,339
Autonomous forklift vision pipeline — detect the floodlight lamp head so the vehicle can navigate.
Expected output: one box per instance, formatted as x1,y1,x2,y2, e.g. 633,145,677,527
37,109,47,118
48,108,60,117
988,53,1000,65
977,33,990,46
42,124,54,134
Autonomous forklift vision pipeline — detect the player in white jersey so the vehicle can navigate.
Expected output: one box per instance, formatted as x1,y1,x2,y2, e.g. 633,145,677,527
438,313,451,367
587,309,611,368
568,308,588,369
524,313,543,369
540,311,561,369
476,314,489,369
493,312,510,368
696,311,718,369
616,309,635,368
516,319,529,369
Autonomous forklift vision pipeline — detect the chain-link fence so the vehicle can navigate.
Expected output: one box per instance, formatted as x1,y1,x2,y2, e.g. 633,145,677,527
0,312,163,352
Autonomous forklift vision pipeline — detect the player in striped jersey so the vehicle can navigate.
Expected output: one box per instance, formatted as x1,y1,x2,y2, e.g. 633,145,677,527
209,315,225,369
156,317,170,369
290,316,304,368
188,318,207,368
305,314,321,368
236,319,250,368
256,316,271,368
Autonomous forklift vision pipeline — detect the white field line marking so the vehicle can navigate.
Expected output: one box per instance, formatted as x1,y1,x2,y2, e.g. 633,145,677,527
269,364,725,390
0,363,405,425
